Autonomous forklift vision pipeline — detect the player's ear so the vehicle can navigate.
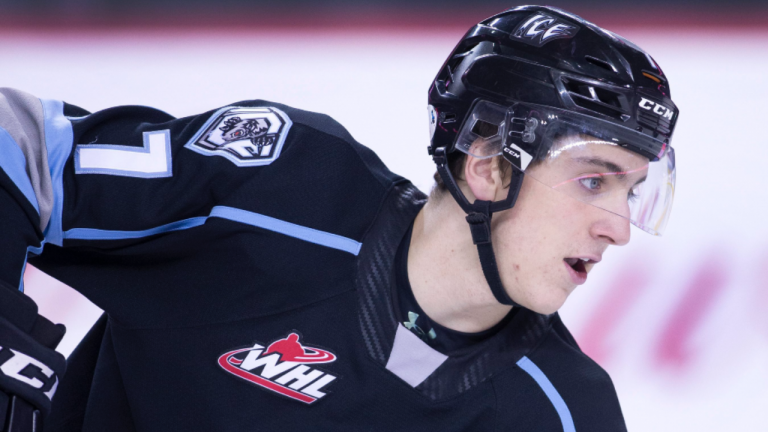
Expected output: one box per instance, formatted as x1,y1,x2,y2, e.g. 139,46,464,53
464,155,503,202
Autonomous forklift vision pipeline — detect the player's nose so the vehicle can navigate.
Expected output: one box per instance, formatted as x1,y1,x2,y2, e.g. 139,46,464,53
590,209,631,246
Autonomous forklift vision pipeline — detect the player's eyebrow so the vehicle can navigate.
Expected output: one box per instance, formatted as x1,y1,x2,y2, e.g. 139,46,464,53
573,157,627,178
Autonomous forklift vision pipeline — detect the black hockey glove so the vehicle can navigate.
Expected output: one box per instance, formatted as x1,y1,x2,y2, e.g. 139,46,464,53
0,281,66,432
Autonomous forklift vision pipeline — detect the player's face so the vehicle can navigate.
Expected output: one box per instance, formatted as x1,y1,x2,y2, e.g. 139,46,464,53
489,143,646,314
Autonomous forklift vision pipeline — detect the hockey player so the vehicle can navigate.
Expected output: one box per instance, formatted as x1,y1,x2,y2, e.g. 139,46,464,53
0,6,677,431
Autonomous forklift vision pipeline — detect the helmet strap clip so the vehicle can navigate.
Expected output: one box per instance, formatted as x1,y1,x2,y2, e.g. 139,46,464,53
465,210,491,245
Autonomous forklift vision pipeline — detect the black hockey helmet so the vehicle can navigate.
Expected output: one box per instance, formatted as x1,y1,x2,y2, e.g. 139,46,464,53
427,5,679,306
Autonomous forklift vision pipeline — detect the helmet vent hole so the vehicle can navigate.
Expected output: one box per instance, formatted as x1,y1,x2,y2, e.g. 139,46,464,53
593,87,624,109
471,120,499,138
638,110,672,136
585,56,617,73
446,57,463,81
446,45,477,82
561,77,630,120
440,112,457,124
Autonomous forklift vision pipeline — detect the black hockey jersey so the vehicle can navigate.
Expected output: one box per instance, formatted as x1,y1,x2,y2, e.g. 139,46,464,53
0,88,626,431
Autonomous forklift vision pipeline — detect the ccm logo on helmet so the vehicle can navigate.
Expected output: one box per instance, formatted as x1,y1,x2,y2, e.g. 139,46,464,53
218,332,337,404
639,97,674,120
0,346,59,400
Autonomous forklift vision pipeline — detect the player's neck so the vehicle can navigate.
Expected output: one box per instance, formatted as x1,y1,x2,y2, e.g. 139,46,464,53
407,194,513,334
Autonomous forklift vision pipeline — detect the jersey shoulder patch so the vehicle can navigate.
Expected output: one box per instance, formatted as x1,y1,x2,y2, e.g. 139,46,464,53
184,106,292,167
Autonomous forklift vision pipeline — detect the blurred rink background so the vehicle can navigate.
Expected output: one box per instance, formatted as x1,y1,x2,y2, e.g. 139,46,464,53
2,0,767,429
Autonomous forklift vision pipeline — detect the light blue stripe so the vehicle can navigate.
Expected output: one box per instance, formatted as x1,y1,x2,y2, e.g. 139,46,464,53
63,206,362,256
517,356,576,432
41,99,74,247
210,206,362,256
18,241,46,293
0,127,40,214
64,217,208,240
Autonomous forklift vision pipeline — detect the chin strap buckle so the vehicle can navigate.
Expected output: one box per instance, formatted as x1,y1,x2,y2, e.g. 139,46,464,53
466,203,520,307
465,212,491,245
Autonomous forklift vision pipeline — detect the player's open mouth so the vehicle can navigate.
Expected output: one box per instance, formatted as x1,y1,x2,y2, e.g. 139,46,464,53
563,257,591,285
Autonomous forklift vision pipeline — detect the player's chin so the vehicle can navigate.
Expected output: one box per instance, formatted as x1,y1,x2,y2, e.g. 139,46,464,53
518,286,571,315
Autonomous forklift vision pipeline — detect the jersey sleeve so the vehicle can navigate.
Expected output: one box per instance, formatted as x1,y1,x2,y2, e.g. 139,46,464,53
1,87,216,292
0,88,289,291
0,88,398,297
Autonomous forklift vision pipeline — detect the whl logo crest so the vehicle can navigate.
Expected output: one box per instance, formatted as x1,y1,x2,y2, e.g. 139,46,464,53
218,332,337,404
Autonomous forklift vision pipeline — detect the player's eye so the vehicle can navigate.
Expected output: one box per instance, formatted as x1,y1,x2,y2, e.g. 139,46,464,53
579,177,602,191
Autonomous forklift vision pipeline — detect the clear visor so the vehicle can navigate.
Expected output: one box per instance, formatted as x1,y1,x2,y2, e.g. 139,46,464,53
453,100,676,236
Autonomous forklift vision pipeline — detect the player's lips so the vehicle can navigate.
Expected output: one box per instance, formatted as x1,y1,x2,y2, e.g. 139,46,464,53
563,256,601,285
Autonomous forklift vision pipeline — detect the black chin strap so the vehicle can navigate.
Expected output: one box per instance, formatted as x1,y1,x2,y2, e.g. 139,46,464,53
432,147,524,307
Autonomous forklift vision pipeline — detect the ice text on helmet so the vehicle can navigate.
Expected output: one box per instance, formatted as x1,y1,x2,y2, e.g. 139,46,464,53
639,97,674,121
511,13,579,47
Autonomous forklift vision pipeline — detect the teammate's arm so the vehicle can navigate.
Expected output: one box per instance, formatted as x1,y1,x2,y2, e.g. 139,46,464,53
0,88,68,432
0,86,226,429
0,87,217,429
